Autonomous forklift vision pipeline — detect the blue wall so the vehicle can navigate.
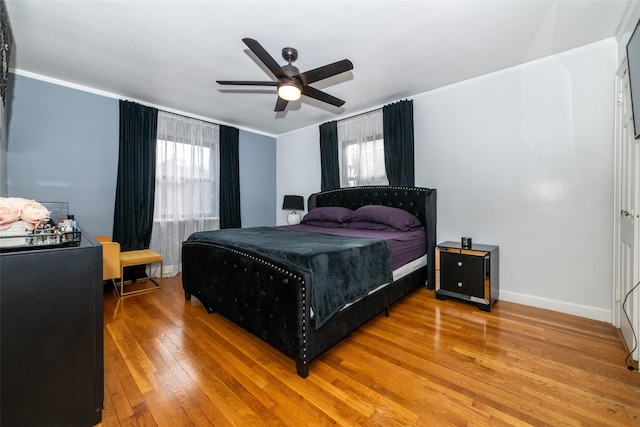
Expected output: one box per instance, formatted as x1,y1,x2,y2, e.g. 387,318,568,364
7,75,119,235
239,129,276,227
7,74,276,236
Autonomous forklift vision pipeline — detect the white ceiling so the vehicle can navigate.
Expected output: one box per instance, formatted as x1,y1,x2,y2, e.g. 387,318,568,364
4,0,633,136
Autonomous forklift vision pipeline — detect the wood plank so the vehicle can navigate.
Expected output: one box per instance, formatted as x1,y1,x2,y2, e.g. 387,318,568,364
97,275,640,426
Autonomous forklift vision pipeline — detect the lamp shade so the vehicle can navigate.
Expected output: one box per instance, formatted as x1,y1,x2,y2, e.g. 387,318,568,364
282,195,304,211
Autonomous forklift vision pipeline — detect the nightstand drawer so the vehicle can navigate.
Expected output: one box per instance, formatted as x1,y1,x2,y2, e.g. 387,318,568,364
439,271,485,298
440,252,485,277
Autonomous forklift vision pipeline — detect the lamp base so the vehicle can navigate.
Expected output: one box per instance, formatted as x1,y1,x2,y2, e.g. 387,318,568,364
287,211,301,225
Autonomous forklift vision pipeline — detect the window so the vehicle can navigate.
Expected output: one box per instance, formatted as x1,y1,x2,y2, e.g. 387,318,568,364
155,138,217,220
337,109,389,187
150,111,220,276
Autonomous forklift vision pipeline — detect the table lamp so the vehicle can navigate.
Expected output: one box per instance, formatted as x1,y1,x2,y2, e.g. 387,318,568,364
282,195,304,225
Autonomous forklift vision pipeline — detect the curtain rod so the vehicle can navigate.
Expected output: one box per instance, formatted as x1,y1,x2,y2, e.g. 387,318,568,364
322,99,411,125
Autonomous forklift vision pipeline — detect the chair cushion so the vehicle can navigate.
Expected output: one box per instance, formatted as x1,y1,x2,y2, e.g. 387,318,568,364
120,249,163,267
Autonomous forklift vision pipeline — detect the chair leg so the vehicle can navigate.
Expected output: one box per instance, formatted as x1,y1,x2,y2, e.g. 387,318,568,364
114,261,162,298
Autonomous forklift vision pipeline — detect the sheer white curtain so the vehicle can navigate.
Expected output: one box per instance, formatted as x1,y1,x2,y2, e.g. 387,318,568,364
337,109,388,187
150,111,220,277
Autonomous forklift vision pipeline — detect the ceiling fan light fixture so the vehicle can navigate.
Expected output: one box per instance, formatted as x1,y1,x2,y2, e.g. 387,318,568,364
278,81,302,101
217,38,353,111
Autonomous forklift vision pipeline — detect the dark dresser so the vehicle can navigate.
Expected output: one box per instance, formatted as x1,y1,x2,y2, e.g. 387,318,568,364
0,234,103,426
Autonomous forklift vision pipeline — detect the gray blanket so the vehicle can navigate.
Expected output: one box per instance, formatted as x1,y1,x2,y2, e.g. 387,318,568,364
186,227,392,328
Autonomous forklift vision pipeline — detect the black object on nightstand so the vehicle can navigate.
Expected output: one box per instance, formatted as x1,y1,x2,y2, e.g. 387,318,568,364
435,241,499,312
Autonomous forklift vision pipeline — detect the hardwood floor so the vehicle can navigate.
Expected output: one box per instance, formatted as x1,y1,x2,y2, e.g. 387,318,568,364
98,275,640,426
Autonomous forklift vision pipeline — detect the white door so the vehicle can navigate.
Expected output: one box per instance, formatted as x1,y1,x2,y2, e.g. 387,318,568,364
614,66,640,366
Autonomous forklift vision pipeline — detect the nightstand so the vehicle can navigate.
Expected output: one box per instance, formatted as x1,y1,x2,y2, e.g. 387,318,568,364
435,241,499,311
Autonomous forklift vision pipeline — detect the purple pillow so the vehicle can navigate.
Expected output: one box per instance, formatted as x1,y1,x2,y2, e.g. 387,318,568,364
302,220,348,228
350,205,422,231
301,206,354,224
346,221,394,231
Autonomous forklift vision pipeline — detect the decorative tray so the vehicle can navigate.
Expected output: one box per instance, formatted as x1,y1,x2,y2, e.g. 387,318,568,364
0,228,81,253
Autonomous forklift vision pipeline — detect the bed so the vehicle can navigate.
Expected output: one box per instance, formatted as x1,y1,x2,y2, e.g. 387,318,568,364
181,185,436,378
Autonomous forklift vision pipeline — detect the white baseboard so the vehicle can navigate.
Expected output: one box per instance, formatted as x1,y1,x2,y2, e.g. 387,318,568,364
499,290,612,324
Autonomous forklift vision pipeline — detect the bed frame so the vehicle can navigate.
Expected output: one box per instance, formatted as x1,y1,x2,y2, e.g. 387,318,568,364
181,185,436,378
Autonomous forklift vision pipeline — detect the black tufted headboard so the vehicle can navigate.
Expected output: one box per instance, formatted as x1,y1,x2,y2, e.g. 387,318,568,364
307,186,437,289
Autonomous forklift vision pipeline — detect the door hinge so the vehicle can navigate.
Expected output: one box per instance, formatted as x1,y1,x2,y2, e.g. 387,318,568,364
616,286,621,302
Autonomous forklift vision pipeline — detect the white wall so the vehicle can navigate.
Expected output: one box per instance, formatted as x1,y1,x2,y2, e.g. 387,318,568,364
277,39,617,322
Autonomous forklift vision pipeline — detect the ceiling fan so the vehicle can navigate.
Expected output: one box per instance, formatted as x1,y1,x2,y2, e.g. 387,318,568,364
217,38,353,112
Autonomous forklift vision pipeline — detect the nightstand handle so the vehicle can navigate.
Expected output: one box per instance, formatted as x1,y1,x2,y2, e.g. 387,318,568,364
457,261,462,267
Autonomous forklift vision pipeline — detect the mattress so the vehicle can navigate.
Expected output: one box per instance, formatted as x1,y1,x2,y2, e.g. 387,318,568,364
280,224,426,270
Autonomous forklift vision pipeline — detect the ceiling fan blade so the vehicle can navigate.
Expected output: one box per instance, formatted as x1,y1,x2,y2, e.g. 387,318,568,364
216,80,277,86
275,97,289,112
242,38,285,79
299,59,353,85
302,86,345,107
